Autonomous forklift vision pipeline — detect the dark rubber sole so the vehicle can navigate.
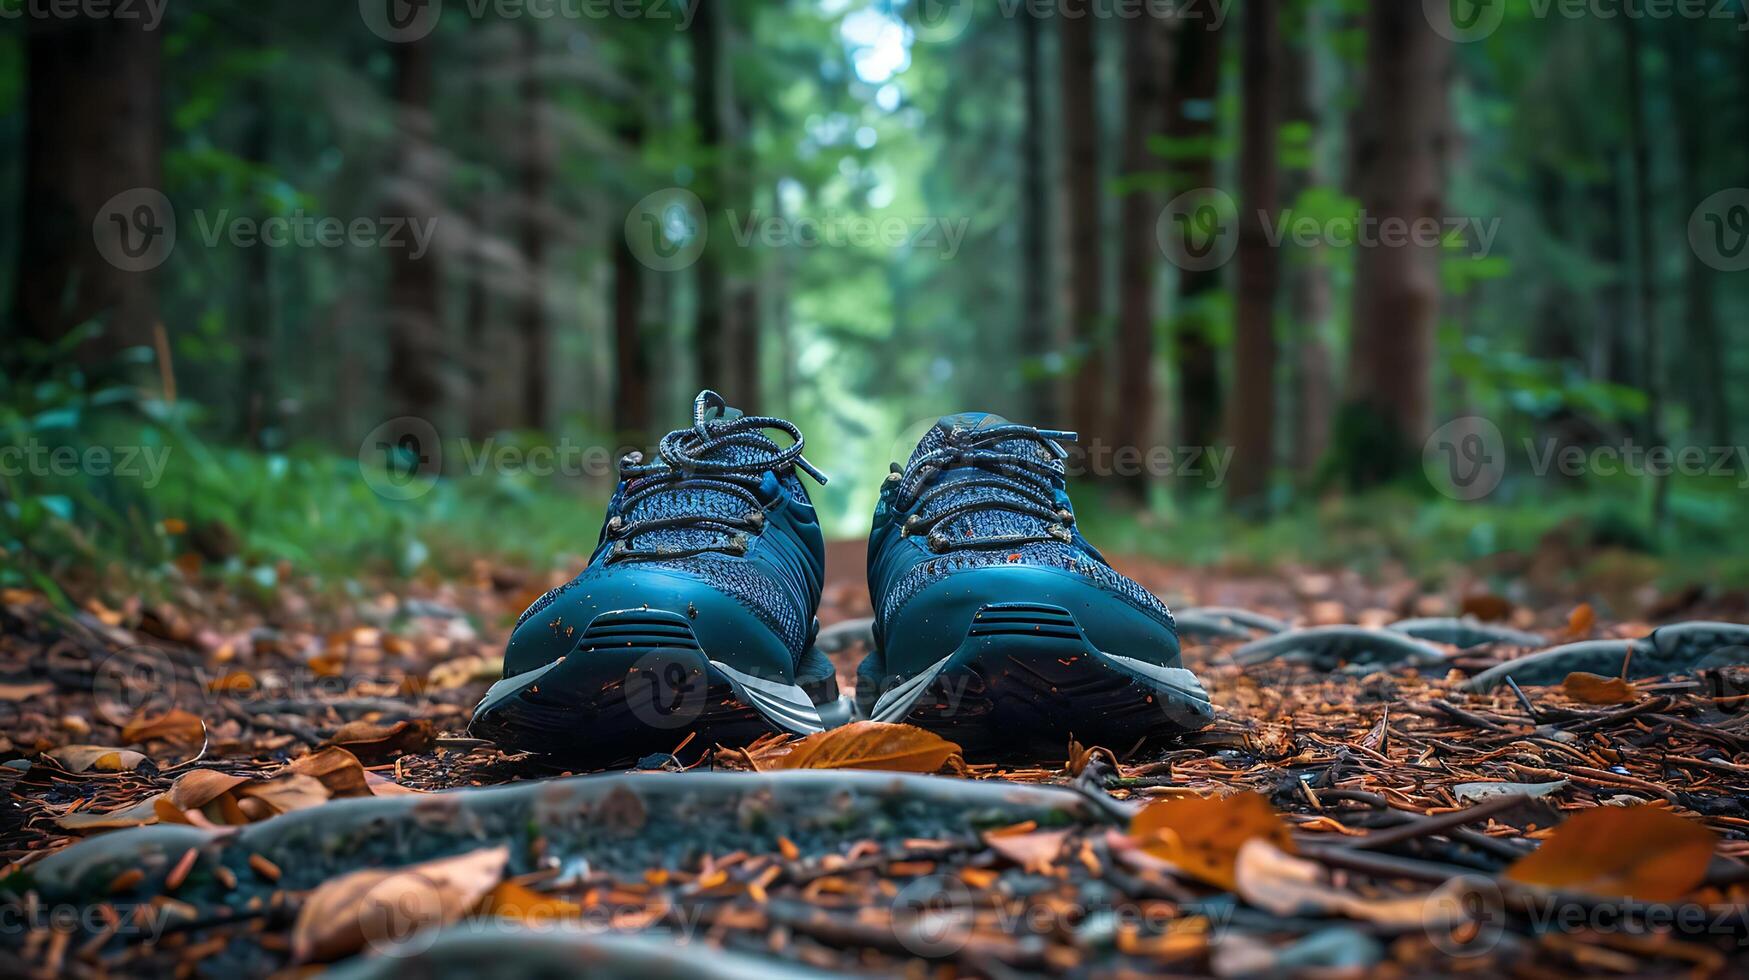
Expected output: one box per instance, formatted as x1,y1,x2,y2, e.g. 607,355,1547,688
469,609,839,768
866,603,1213,758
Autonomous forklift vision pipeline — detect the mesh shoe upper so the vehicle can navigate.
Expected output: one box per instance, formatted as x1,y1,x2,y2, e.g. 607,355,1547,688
513,392,825,666
871,413,1177,632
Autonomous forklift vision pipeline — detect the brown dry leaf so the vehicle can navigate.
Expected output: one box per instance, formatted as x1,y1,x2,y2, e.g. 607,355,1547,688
292,846,510,963
45,745,149,773
1563,672,1640,705
236,773,330,818
324,719,436,764
1234,839,1476,928
364,771,423,795
0,681,52,701
426,655,504,691
761,721,962,773
121,708,206,747
1505,805,1717,902
287,746,371,797
984,829,1071,873
57,795,169,830
1129,792,1295,891
479,881,582,921
1564,602,1596,639
56,766,249,830
1460,593,1514,622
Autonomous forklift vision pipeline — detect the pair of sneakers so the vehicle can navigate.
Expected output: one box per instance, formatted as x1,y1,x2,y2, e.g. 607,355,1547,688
470,391,1212,766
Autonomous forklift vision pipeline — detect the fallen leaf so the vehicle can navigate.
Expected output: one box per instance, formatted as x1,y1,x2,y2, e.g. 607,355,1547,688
1129,792,1295,890
1564,602,1596,639
426,655,504,691
1453,780,1567,803
1505,805,1717,902
984,829,1071,873
292,846,510,963
1563,672,1640,705
324,719,436,764
760,721,962,773
45,745,148,773
236,773,330,818
363,771,423,795
121,708,206,747
287,747,371,797
0,681,53,701
1235,839,1476,929
1460,594,1513,622
480,881,581,921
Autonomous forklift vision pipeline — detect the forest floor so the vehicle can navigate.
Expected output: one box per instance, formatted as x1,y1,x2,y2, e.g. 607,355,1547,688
3,540,1749,977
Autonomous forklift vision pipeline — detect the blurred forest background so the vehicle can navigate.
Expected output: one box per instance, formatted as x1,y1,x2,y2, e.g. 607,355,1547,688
4,0,1749,599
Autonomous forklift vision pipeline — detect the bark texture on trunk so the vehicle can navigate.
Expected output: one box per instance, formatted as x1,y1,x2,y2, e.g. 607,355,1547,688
1019,5,1057,424
1343,0,1451,468
1058,0,1107,450
1279,1,1332,473
1227,0,1280,506
516,23,551,430
12,14,163,364
690,0,727,396
386,24,446,423
1114,15,1172,497
1167,8,1226,456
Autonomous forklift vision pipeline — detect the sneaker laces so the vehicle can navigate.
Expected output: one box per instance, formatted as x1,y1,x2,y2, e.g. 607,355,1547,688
605,390,827,563
892,422,1079,553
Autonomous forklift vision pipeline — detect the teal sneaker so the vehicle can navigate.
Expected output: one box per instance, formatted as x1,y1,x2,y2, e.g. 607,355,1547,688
859,413,1213,756
470,391,844,766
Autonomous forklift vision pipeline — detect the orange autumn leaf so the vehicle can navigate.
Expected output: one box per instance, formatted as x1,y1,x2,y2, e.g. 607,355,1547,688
1564,602,1596,639
1563,672,1640,705
1506,805,1716,902
121,708,206,747
762,721,962,773
1129,792,1295,891
479,881,582,921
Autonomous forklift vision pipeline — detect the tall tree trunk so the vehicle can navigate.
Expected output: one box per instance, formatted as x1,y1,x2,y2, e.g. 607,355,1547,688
690,0,727,395
517,23,551,430
1228,0,1280,507
240,79,273,445
1058,0,1106,451
1621,16,1668,528
1671,32,1726,447
1114,15,1171,499
10,14,162,367
614,121,651,451
1167,7,1226,458
1280,0,1333,473
385,20,445,423
728,91,760,413
1341,0,1450,479
1018,5,1056,424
